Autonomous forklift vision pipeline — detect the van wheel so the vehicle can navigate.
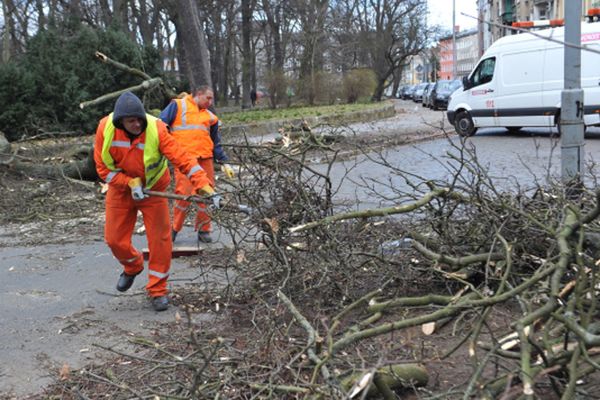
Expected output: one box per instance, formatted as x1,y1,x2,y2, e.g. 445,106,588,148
454,111,477,137
506,127,522,134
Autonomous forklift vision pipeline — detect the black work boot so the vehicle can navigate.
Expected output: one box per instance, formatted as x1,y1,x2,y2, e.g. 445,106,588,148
171,229,178,243
151,295,169,311
116,272,137,292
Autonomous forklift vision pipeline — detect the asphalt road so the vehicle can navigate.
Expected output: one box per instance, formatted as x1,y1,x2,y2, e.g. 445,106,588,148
2,100,600,396
321,102,600,209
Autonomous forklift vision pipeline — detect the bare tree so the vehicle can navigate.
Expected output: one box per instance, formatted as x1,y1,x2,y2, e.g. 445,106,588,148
261,0,291,107
204,0,238,105
360,0,430,101
293,0,329,105
333,0,430,101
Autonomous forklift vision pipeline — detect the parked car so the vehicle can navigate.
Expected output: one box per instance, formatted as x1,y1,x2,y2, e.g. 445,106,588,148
430,79,462,110
398,85,412,99
412,82,429,102
405,85,418,100
447,21,600,136
422,83,435,107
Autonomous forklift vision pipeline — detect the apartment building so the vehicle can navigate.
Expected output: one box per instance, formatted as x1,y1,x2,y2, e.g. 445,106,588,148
432,0,599,84
401,54,430,84
479,0,600,49
438,28,479,80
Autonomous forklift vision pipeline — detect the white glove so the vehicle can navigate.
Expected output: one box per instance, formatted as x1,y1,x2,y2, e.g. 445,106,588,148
208,194,223,209
128,177,146,201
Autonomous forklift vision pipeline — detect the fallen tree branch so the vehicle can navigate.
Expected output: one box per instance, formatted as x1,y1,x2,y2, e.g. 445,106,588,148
289,187,456,233
411,239,504,269
79,77,164,109
276,290,333,384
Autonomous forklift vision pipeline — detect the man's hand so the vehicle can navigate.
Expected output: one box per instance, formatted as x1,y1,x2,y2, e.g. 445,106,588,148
196,184,215,196
128,177,146,201
196,184,222,209
221,164,235,179
208,194,223,209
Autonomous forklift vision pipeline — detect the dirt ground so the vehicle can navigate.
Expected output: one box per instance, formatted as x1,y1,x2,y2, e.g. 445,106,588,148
0,102,541,399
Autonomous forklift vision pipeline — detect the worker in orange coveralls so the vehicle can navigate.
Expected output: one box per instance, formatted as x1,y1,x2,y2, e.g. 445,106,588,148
94,91,222,311
159,86,234,244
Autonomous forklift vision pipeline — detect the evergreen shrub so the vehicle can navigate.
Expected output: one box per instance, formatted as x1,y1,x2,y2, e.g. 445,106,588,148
0,24,162,140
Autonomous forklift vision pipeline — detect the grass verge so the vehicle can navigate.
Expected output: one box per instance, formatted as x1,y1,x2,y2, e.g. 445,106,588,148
220,101,392,125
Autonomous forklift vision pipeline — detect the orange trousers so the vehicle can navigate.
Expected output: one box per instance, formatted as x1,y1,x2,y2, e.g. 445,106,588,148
104,187,172,297
172,158,215,233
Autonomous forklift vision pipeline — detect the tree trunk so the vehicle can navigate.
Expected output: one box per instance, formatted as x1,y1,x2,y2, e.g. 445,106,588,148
207,7,223,103
35,0,46,32
372,77,386,102
1,139,98,181
112,0,130,32
97,0,112,28
241,0,253,109
1,0,18,61
262,0,285,107
132,0,158,47
297,0,329,105
166,0,212,90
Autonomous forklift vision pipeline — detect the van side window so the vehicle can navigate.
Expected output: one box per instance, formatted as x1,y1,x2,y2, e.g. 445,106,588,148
471,57,496,87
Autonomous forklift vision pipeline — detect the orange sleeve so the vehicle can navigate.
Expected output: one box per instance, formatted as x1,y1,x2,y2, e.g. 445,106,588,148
93,116,133,189
157,122,210,190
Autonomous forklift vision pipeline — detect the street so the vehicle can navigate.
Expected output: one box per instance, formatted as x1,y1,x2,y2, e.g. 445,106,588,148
3,100,600,396
320,100,600,208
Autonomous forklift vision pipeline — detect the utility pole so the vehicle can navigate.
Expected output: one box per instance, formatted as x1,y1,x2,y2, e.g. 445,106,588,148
452,0,457,78
561,1,585,184
477,0,484,57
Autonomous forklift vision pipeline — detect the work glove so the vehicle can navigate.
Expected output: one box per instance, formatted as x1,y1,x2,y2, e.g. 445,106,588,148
221,164,235,179
128,177,146,201
196,184,223,209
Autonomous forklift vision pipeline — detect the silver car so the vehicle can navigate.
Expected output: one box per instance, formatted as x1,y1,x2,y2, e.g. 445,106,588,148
412,82,429,102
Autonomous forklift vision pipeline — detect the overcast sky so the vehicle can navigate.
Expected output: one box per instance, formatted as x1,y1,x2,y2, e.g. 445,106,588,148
427,0,478,32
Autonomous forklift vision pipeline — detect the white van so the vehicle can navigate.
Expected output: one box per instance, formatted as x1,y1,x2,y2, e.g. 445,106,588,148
447,21,600,136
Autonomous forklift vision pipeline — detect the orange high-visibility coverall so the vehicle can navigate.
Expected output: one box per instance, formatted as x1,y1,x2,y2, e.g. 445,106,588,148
94,116,210,297
172,158,214,232
161,95,223,233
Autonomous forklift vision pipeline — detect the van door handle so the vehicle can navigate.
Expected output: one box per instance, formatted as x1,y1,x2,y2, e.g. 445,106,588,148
486,89,495,93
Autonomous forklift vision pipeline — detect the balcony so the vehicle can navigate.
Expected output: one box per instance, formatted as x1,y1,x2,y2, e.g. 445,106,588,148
501,11,514,25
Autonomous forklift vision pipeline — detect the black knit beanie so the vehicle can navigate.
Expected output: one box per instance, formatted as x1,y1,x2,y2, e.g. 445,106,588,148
112,91,147,133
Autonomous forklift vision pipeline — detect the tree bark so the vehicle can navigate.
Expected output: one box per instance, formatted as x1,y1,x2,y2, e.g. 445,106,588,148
131,0,158,47
111,0,130,32
166,0,212,90
1,0,18,61
297,0,329,105
1,141,98,181
262,0,286,107
240,0,253,109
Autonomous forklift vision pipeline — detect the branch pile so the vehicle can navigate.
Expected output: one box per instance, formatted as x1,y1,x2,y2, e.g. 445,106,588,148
33,135,600,399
